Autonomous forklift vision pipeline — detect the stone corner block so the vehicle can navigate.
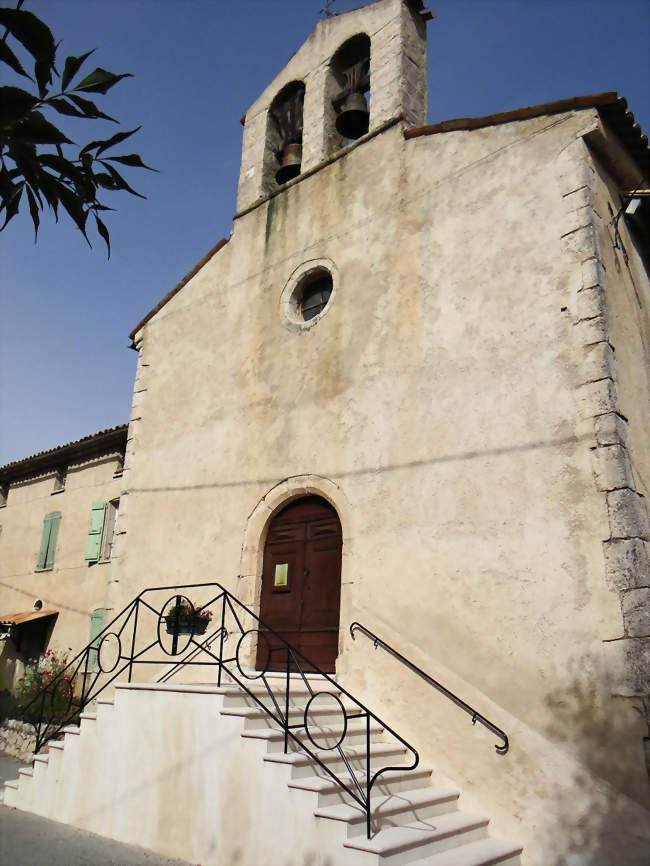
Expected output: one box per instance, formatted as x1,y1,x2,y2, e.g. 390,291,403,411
580,342,615,385
594,412,629,447
591,444,635,492
603,538,650,591
576,378,617,420
607,489,650,541
602,636,650,696
622,588,650,637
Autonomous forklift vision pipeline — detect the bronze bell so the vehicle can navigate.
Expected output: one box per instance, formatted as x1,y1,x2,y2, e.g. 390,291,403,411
275,142,302,185
335,91,369,140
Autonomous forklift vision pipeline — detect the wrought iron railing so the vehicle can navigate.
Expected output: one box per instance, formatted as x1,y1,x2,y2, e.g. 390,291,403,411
350,622,509,754
19,583,418,839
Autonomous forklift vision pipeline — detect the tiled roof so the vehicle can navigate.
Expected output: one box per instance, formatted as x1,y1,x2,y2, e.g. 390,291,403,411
405,91,649,177
0,425,128,482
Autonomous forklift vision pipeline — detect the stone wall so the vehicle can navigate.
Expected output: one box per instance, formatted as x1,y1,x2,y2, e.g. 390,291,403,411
0,718,35,761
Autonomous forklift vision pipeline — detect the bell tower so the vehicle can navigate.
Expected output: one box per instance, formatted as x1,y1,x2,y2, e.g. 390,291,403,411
236,0,430,212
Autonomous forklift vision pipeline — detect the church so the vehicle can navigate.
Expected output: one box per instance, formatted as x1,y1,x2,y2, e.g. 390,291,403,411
2,1,649,863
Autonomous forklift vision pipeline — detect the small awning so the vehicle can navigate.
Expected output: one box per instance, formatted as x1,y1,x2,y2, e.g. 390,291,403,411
0,609,58,626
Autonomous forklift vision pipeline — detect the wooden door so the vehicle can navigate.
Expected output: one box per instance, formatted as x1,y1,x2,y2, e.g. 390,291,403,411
256,496,342,673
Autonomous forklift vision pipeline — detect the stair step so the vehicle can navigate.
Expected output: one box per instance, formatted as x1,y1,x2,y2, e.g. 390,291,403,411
48,740,65,750
4,779,19,790
18,767,33,777
406,837,522,866
96,697,114,705
79,712,97,721
314,784,460,832
264,741,406,770
61,725,80,735
289,767,432,802
343,812,489,863
33,754,49,764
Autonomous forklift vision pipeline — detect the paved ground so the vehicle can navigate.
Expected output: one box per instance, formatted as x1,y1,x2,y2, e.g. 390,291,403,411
0,752,194,866
0,806,195,865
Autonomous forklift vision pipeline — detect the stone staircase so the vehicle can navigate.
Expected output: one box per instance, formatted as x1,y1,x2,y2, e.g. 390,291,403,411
3,673,522,866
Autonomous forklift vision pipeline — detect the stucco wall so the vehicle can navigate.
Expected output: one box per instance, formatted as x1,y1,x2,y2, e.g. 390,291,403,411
0,455,123,672
115,110,650,864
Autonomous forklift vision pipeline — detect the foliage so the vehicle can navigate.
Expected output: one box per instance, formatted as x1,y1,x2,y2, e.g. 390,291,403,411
166,601,213,622
0,0,155,254
15,648,75,722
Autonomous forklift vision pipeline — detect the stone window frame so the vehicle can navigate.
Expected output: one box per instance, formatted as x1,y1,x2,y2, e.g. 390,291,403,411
279,258,338,332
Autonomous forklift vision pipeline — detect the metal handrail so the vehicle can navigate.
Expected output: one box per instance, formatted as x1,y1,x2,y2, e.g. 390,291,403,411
18,582,419,839
350,622,509,754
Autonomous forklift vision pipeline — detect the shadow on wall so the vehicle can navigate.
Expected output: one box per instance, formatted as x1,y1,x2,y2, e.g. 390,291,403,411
542,667,650,866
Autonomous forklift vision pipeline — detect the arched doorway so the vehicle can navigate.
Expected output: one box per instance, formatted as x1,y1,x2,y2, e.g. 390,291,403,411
256,496,342,673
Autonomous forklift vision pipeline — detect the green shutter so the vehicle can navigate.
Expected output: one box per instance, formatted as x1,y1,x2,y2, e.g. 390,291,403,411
88,608,105,670
84,501,106,562
37,511,61,569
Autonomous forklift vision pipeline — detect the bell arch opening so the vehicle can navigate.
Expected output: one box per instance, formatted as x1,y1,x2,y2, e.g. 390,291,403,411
263,80,305,193
255,495,342,673
326,33,371,153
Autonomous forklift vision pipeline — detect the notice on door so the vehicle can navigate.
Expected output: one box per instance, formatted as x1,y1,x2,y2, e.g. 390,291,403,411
274,563,289,589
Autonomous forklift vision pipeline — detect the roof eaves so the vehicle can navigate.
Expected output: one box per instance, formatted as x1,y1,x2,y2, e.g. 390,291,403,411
405,92,621,140
0,424,128,483
405,91,648,180
128,237,229,345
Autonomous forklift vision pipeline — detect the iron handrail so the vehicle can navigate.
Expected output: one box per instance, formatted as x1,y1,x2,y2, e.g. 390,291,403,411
349,621,509,754
18,582,419,839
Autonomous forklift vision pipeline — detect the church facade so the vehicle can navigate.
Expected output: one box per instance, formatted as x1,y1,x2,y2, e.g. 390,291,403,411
2,1,648,863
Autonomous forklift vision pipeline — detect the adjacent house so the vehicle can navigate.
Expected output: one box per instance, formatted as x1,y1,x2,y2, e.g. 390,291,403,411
0,425,127,692
2,1,648,864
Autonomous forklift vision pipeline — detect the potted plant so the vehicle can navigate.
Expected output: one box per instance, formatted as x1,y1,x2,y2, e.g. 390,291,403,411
164,601,213,636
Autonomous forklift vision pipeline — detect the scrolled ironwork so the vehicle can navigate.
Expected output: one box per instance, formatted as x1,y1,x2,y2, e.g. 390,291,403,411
304,691,347,751
19,582,420,839
97,632,121,674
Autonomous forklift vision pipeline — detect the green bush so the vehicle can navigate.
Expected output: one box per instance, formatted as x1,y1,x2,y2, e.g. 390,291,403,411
15,649,75,723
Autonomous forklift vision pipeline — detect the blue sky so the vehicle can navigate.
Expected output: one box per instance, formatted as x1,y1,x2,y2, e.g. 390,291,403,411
1,0,648,465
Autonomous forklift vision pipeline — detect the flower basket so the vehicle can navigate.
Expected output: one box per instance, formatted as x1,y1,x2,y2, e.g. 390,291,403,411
164,614,209,636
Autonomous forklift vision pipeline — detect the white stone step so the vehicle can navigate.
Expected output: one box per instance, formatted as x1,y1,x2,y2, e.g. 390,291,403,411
289,767,433,805
221,701,359,729
342,812,489,866
315,784,461,837
241,717,385,752
265,741,407,778
405,837,522,866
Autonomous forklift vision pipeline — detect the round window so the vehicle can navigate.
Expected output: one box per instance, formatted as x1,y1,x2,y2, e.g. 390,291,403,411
299,273,332,321
280,259,337,331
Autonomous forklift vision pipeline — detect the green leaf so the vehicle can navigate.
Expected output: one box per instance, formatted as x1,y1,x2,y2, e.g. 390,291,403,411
93,211,110,257
0,180,24,230
93,172,119,191
100,161,145,198
105,153,157,171
81,126,140,157
25,183,40,240
56,181,90,242
73,67,133,95
46,97,87,119
67,93,116,123
10,110,72,145
61,50,94,91
34,56,53,99
37,170,61,217
0,86,38,128
0,9,56,65
0,40,32,80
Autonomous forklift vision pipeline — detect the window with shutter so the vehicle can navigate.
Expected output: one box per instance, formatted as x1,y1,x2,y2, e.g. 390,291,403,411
87,608,105,670
85,502,107,563
36,511,61,569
